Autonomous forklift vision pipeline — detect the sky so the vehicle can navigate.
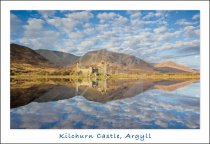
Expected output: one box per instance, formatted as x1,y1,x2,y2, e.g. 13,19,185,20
11,10,200,69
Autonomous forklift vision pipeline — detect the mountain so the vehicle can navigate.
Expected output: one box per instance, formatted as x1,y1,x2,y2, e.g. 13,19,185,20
36,49,80,67
154,61,196,73
78,49,155,72
11,43,54,67
11,43,196,73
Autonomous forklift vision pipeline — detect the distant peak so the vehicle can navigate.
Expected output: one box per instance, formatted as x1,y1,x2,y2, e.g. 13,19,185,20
154,61,195,73
86,49,110,54
99,49,108,51
93,49,108,52
160,61,176,64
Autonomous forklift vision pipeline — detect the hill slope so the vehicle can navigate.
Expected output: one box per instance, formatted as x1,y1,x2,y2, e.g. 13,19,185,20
11,43,196,74
36,49,80,67
11,43,54,68
79,49,155,72
154,61,196,73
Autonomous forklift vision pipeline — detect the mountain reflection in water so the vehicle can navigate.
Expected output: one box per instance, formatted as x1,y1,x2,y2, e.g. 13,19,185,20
10,78,200,129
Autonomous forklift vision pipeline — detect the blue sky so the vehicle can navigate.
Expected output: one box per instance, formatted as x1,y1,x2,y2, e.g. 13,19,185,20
11,10,200,69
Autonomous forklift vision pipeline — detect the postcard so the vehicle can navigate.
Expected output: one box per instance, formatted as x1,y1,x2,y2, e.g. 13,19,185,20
1,1,209,143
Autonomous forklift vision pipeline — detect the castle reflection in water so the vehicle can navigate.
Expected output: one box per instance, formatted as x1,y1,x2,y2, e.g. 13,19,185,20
10,78,198,108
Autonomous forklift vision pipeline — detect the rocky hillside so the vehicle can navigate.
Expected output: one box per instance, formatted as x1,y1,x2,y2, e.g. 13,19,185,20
154,61,196,73
79,49,155,72
11,43,55,68
36,49,80,67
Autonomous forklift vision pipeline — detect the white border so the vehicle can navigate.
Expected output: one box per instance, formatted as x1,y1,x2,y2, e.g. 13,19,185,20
1,1,209,143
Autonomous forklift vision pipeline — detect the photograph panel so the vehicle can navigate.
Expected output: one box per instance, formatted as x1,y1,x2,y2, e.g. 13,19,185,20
10,10,200,129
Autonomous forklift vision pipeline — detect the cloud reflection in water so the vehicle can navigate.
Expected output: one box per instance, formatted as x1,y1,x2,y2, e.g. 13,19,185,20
11,86,199,129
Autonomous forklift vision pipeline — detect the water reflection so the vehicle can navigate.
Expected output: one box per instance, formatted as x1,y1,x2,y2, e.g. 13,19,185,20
10,78,200,129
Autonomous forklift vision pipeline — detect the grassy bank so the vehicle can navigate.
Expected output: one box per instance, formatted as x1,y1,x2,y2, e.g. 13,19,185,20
11,63,199,80
11,72,199,80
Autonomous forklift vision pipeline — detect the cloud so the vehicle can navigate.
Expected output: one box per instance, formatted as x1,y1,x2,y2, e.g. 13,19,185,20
143,39,199,55
176,19,194,26
78,39,96,51
66,11,93,21
97,12,117,23
192,14,200,20
115,15,128,25
172,55,200,70
130,11,141,19
24,18,44,31
155,11,164,17
19,18,61,50
38,10,56,19
83,27,95,35
10,13,21,33
156,31,181,41
19,30,61,50
130,11,168,27
142,12,155,20
68,31,85,39
47,17,79,32
142,11,168,20
130,18,142,26
154,26,167,34
47,11,93,33
183,26,199,37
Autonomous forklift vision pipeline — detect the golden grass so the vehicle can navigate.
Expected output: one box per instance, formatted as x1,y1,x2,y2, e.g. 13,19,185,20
11,63,200,80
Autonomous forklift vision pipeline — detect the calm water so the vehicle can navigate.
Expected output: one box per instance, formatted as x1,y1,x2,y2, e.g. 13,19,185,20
10,78,200,129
